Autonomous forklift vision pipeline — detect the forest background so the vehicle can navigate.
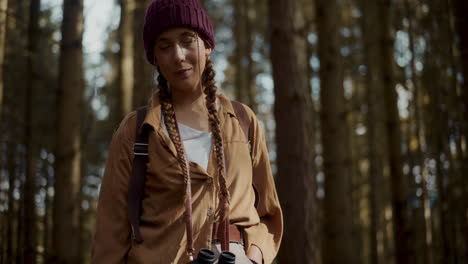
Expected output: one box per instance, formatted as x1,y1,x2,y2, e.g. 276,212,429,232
0,0,467,263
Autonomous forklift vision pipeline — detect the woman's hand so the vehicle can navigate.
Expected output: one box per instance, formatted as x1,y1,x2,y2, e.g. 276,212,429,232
246,244,263,264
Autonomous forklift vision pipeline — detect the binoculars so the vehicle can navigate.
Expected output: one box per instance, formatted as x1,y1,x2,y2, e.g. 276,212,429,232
188,248,236,264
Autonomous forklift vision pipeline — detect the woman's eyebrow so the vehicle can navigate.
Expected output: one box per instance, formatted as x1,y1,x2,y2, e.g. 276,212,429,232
180,31,197,38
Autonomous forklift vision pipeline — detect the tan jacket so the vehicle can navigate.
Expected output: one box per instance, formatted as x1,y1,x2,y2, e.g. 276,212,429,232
91,93,283,264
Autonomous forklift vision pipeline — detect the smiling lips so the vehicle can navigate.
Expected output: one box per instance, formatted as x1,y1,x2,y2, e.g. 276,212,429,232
174,68,192,78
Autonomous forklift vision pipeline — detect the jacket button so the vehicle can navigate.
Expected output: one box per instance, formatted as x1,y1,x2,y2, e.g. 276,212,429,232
207,178,212,184
207,208,214,217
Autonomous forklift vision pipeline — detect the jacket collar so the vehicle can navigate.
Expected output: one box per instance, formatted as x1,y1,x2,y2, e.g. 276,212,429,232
140,92,236,132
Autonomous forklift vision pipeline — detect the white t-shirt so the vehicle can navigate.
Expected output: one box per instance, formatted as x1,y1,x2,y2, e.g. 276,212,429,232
162,118,212,171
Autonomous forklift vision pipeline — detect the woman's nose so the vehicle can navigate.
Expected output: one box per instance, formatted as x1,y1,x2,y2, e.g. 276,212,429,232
174,44,186,62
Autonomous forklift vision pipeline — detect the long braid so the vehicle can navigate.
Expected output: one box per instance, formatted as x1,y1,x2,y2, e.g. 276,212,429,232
202,59,230,221
157,73,195,257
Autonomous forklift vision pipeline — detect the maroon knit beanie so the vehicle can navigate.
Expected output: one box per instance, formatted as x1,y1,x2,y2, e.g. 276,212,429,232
143,0,215,65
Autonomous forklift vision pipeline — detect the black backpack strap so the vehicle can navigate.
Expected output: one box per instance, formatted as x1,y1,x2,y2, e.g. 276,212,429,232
128,106,149,244
230,100,253,155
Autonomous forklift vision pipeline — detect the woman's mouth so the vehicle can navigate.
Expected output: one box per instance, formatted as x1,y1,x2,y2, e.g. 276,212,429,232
174,68,191,78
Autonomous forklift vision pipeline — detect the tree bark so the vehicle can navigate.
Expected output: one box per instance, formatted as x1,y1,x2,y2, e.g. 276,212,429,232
452,0,468,260
404,1,431,263
315,0,357,263
359,0,387,262
6,138,16,262
24,0,41,262
53,0,84,263
233,0,248,104
133,0,153,109
377,0,411,262
120,0,135,116
0,0,7,119
268,0,316,262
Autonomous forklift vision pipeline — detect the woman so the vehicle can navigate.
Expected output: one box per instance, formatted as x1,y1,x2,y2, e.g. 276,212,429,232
91,0,282,263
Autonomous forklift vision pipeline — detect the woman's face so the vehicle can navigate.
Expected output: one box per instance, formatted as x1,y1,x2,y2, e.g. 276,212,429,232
154,27,212,94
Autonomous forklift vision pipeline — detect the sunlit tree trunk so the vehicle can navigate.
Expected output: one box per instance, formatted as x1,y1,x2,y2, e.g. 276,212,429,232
133,0,153,108
120,0,134,116
269,0,316,262
315,0,357,263
0,0,7,119
53,0,84,263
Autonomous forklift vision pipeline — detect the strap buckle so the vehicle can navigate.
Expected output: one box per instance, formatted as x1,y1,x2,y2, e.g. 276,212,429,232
133,143,149,156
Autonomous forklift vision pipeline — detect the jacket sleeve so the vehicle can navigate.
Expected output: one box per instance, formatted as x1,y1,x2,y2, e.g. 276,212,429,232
91,112,136,263
242,108,283,264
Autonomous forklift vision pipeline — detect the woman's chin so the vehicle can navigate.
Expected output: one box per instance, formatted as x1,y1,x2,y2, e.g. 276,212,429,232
169,80,201,94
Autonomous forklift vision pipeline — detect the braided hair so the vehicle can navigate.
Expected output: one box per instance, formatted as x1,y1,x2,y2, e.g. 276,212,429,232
157,58,230,224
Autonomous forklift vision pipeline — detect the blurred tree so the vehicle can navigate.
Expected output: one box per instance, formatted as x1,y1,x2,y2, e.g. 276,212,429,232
233,0,257,112
315,0,357,263
452,2,468,260
53,0,84,263
0,0,7,118
24,0,41,262
403,0,430,263
119,0,135,117
133,0,153,108
268,0,316,263
358,0,389,262
378,0,411,262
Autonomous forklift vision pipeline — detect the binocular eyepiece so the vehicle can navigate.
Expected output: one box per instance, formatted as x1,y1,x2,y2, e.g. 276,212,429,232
188,248,236,264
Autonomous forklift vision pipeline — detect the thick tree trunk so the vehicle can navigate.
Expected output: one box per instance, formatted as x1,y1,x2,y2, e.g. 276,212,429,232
405,1,431,263
0,0,7,119
24,0,41,262
377,0,411,262
53,0,84,263
452,1,468,260
233,0,257,111
268,0,316,262
133,0,153,108
359,0,387,262
120,0,135,116
233,0,248,104
315,0,357,263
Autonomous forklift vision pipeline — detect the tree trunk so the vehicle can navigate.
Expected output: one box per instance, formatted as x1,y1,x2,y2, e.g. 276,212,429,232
133,0,153,108
16,180,24,264
359,0,387,262
120,0,135,116
0,0,7,119
42,162,51,262
404,1,431,263
452,0,468,260
233,0,248,104
378,0,411,262
268,0,316,262
53,0,84,263
6,138,16,262
315,0,357,263
24,0,41,262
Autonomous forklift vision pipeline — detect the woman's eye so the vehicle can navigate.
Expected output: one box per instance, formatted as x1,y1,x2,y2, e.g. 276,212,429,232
182,38,195,45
